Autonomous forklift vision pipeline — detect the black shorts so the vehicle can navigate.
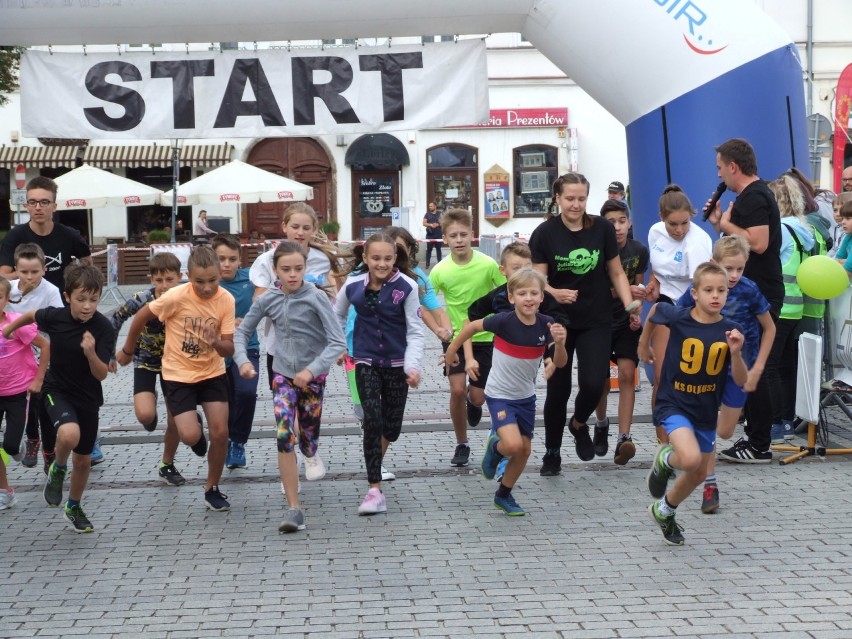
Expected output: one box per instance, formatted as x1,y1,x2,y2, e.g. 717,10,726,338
43,391,100,456
134,367,166,396
610,323,640,364
443,341,493,389
161,374,229,417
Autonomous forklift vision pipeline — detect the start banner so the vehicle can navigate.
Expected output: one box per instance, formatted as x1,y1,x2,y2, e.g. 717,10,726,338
20,40,488,139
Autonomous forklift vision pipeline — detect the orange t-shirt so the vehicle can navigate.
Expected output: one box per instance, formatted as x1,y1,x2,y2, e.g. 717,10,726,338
147,283,236,383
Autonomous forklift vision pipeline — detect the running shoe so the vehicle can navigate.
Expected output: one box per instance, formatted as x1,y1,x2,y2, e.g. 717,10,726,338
158,462,187,486
43,462,66,507
648,500,684,545
64,504,94,533
358,487,387,515
494,492,525,516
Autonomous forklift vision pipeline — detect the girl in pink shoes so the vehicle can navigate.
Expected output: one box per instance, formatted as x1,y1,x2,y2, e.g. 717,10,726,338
334,233,424,515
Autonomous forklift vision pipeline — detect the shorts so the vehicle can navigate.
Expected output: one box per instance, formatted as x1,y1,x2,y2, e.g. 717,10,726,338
485,394,536,439
43,391,100,456
660,414,716,454
161,374,229,417
610,322,640,364
443,341,493,389
134,367,165,396
721,368,747,409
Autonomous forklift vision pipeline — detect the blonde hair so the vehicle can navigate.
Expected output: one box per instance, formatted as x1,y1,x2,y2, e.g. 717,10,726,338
507,267,547,295
769,174,806,221
500,241,531,265
712,235,750,262
834,191,852,212
441,208,472,232
283,202,348,277
692,262,728,288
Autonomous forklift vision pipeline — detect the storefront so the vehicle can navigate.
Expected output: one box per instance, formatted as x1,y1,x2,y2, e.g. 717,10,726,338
346,134,409,240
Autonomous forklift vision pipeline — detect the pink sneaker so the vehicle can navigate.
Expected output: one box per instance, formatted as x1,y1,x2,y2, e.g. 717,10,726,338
358,487,387,515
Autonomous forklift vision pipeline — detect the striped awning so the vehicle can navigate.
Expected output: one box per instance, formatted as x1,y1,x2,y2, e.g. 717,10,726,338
83,143,233,169
0,144,81,168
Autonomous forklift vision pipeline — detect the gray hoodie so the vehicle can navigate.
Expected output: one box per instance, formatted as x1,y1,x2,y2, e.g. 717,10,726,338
234,283,346,379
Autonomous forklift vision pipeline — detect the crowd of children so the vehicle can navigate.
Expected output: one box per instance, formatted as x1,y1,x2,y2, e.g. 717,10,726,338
2,164,849,548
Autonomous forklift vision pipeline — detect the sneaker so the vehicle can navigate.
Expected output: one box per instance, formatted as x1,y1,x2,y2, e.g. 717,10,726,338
22,439,39,468
0,489,18,510
648,501,685,546
480,433,503,480
11,446,24,463
647,444,675,498
568,419,595,461
770,422,795,444
718,438,772,464
466,399,483,427
90,437,105,465
43,462,66,507
381,465,396,481
158,462,187,486
494,492,525,516
539,452,561,476
701,485,719,514
593,417,610,457
451,443,471,466
204,486,230,511
226,440,247,469
278,507,306,533
358,487,387,515
64,504,94,533
495,457,509,482
613,434,636,466
303,452,326,481
42,450,56,476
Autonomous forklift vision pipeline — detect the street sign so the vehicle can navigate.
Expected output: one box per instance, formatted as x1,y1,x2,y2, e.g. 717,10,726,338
11,189,26,205
14,163,26,189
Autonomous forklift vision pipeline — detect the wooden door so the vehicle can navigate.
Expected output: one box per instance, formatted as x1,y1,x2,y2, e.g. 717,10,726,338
427,169,479,242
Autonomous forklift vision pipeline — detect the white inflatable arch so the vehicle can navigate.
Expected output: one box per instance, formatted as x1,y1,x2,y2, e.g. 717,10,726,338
1,0,807,239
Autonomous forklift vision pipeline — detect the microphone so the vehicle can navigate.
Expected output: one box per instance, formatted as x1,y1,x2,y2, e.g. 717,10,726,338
702,181,727,221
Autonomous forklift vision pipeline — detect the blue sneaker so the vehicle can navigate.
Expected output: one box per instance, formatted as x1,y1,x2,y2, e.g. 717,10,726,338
480,433,503,480
226,441,246,469
90,438,105,466
770,422,795,445
495,457,509,482
494,492,525,516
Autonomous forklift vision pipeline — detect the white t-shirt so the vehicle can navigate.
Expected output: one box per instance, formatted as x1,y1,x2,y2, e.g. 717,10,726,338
647,221,713,301
9,278,65,313
248,246,334,356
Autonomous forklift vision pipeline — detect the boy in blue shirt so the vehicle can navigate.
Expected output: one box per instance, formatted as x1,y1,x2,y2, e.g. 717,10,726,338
639,262,747,545
213,234,260,470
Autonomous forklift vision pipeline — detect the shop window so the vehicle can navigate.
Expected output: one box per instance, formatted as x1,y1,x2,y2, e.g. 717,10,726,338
513,145,557,218
428,145,477,169
126,166,191,242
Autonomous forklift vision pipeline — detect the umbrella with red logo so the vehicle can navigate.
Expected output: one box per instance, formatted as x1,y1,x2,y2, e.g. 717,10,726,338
160,160,313,206
54,164,164,209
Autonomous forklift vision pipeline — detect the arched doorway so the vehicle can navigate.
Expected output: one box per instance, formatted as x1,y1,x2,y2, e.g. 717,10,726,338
427,143,479,242
245,138,333,238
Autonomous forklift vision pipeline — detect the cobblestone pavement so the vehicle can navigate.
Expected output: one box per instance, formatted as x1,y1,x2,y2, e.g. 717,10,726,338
2,285,852,638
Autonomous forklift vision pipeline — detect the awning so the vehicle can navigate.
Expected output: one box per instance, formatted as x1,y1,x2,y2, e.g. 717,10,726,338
345,134,409,169
0,144,80,168
83,143,233,169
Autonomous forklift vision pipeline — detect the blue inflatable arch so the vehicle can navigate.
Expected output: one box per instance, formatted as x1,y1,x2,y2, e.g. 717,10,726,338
0,0,806,241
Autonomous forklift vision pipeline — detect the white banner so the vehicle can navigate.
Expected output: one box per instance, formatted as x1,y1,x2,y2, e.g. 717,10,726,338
21,41,488,139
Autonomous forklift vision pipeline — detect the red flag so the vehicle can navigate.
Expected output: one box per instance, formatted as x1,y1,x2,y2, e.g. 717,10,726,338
833,63,852,192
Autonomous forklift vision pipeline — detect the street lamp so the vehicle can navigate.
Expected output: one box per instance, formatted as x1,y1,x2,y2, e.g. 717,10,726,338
170,138,182,243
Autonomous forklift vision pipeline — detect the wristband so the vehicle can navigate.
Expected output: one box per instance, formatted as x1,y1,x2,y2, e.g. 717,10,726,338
121,347,133,357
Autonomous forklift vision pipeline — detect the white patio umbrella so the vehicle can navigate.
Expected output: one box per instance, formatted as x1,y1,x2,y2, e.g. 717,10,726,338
54,163,164,209
161,160,313,206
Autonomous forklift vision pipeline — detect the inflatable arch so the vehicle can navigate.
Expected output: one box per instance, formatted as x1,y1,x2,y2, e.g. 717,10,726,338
1,0,807,241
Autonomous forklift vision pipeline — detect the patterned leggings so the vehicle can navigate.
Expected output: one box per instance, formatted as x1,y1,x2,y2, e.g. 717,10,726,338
271,373,326,455
356,364,409,484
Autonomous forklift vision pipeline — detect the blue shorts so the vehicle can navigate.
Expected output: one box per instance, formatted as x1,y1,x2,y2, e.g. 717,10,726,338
485,394,536,440
660,414,716,453
721,368,747,409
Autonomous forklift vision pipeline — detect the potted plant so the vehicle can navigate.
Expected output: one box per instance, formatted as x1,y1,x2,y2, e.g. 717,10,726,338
147,228,171,243
320,220,340,241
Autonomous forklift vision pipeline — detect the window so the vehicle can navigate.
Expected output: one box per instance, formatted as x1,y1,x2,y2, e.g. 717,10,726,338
513,145,558,218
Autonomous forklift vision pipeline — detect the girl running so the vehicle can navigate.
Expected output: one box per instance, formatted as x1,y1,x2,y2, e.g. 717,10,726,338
334,233,424,515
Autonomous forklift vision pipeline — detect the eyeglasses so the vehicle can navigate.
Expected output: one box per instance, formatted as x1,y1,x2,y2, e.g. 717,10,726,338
26,199,54,208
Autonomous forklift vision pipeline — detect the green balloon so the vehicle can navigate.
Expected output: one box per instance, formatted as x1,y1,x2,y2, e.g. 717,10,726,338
797,255,850,300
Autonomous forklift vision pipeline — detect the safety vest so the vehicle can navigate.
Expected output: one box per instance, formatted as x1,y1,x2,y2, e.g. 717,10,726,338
802,223,828,318
780,221,805,320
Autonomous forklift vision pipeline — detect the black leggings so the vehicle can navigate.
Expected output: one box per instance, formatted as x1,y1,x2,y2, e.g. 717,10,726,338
1,392,28,457
356,365,408,484
543,324,611,451
25,391,56,453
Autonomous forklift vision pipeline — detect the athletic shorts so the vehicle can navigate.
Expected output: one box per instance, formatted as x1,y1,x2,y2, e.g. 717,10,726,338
660,414,716,454
43,391,100,456
161,374,229,417
485,394,536,439
610,322,640,364
443,341,493,389
134,367,166,397
721,368,747,409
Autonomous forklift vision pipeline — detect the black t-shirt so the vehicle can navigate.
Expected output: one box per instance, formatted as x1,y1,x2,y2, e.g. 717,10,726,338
730,181,783,314
423,210,443,239
528,214,619,329
0,223,91,290
35,307,115,406
612,238,649,329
